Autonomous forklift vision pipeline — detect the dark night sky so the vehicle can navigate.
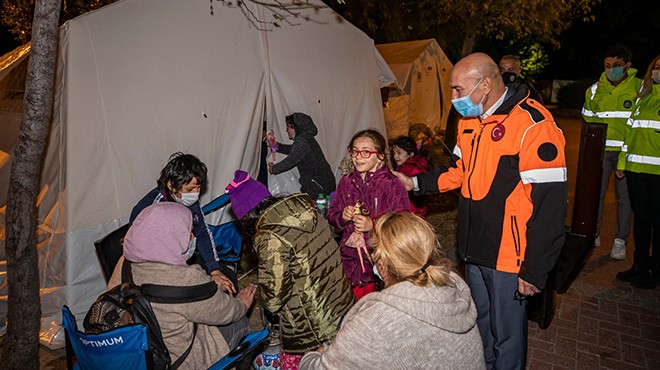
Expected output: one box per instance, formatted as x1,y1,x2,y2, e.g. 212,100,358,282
0,0,658,81
543,0,660,80
0,24,18,55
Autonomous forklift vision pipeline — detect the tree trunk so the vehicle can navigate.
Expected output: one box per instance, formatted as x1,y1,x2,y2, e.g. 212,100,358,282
0,0,62,368
460,28,478,57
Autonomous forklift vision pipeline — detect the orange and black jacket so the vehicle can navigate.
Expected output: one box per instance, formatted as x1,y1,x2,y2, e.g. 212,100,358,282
417,86,567,289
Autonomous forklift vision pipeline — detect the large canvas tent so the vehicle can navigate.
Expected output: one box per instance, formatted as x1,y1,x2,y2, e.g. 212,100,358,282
376,39,453,139
0,0,392,345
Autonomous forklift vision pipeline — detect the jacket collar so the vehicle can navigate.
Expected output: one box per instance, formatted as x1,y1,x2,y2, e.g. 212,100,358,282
349,165,392,185
477,83,529,125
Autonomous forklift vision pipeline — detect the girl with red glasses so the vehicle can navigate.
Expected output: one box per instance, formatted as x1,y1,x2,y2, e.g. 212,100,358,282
327,129,410,300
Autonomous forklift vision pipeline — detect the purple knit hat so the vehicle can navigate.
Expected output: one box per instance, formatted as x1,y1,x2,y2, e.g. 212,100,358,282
124,202,192,266
226,170,272,219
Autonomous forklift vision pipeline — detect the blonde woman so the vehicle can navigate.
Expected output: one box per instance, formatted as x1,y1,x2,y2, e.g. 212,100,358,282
299,212,485,369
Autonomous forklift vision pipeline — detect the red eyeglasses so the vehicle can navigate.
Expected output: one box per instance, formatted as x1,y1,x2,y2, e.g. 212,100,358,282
348,149,380,158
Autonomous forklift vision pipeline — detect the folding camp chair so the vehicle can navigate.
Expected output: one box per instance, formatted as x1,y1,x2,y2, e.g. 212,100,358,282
208,328,270,370
94,224,130,283
64,305,269,370
62,305,151,370
202,194,243,263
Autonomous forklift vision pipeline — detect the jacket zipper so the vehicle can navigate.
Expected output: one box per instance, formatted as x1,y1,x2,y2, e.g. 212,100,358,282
511,215,521,266
466,128,483,199
464,128,483,261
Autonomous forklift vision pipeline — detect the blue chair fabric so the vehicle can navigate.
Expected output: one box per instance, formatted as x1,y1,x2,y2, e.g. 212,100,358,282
202,193,243,263
62,305,150,370
207,328,270,370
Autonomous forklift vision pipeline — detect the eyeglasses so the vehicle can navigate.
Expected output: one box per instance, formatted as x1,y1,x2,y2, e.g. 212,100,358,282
348,149,380,158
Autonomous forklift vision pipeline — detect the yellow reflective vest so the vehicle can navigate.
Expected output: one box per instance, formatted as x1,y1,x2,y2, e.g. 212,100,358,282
618,83,660,175
582,68,642,151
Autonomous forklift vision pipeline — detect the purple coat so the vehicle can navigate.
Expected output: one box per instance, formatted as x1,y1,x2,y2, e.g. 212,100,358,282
328,167,410,287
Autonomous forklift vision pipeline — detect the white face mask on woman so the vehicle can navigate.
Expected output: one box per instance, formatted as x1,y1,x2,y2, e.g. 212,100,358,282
373,263,383,280
652,69,660,84
182,237,196,261
175,192,200,207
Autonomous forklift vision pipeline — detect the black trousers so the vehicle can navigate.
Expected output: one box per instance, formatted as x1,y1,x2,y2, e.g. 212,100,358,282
626,171,660,269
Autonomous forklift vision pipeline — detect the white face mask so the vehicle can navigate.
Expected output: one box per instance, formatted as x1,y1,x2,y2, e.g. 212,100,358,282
182,237,196,261
652,70,660,84
373,263,382,280
175,192,200,207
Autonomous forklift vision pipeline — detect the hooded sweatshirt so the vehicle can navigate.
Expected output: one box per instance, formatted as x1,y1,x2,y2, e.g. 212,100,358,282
272,113,336,199
298,272,485,369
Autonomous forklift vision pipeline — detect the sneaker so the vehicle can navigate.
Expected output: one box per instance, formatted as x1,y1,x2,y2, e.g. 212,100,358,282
593,235,601,247
631,269,660,289
616,265,642,282
610,238,626,260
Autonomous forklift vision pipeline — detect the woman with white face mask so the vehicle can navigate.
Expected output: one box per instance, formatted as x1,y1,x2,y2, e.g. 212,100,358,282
123,202,257,369
130,152,236,294
614,55,660,289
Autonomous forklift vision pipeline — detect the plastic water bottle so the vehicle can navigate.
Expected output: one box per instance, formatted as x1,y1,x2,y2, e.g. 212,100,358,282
253,327,281,369
316,193,327,217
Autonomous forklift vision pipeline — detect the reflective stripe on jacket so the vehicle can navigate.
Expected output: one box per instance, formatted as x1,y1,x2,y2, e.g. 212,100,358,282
618,83,660,175
582,69,641,151
418,86,567,289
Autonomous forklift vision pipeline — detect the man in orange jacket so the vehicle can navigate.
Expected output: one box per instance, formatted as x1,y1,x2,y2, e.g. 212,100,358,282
396,53,567,370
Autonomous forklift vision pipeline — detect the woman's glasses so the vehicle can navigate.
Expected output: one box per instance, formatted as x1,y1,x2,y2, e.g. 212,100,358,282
348,149,380,158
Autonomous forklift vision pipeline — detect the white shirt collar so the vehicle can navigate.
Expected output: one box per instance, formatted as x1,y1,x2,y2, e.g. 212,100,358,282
481,87,508,120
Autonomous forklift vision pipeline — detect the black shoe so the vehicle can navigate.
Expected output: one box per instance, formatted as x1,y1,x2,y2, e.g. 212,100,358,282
631,269,660,289
616,265,642,282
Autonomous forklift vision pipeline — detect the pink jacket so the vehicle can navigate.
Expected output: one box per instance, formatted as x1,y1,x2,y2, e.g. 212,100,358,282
328,167,410,286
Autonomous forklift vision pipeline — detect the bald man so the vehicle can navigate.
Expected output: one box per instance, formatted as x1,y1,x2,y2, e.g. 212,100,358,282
395,53,567,369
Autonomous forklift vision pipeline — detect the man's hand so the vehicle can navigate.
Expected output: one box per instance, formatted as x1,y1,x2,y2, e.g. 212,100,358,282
392,170,414,191
211,271,236,294
268,162,274,175
236,283,257,309
342,205,355,222
353,214,373,233
615,170,625,179
517,277,541,296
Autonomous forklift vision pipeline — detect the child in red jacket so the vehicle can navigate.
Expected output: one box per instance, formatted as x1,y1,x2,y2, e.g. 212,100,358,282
392,136,431,218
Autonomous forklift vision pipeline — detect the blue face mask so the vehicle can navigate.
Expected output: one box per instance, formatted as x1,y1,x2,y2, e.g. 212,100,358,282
605,66,625,82
451,78,485,117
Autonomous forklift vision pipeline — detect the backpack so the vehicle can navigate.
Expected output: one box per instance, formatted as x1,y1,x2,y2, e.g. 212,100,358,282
83,269,217,370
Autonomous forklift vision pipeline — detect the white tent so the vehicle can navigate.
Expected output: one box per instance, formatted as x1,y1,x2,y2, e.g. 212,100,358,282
376,39,453,139
0,0,391,346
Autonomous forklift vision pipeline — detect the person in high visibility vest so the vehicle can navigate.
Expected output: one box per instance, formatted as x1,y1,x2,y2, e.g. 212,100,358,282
615,54,660,289
582,47,642,259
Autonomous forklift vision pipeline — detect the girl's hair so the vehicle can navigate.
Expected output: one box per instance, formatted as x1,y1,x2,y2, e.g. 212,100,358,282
636,54,660,100
348,129,387,159
392,136,419,157
157,152,207,196
391,135,433,168
371,212,453,288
